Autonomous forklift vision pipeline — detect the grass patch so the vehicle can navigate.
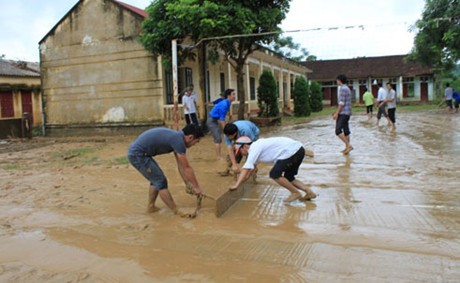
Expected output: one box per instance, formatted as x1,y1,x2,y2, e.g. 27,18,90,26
2,163,21,170
112,156,129,165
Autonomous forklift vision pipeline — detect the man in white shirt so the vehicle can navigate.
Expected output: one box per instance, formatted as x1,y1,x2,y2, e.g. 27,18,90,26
228,136,316,203
385,82,397,131
182,86,199,125
376,82,391,127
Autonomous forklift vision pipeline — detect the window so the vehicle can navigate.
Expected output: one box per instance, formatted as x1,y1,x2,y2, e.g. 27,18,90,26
164,70,173,105
220,73,225,94
250,77,256,100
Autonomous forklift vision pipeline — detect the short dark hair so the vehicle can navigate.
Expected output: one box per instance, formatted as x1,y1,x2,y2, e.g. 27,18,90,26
223,123,238,136
446,83,450,87
224,88,235,98
377,82,382,87
336,74,347,84
182,124,204,139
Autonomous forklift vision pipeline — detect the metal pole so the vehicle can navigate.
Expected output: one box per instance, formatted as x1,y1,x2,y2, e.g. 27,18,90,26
172,39,179,130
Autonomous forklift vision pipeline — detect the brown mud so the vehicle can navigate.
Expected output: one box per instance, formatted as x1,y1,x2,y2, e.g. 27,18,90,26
1,110,459,282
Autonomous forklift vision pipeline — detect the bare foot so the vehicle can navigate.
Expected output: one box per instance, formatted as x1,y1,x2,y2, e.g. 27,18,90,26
299,192,317,201
147,205,160,213
284,192,301,203
343,146,353,155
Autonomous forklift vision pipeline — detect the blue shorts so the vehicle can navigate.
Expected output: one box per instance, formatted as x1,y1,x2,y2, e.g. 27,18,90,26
128,155,168,190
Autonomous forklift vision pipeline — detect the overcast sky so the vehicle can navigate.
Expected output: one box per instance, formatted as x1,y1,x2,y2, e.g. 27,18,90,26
0,0,426,62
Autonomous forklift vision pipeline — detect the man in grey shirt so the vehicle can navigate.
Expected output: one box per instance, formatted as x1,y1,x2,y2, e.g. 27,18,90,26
385,82,397,131
445,83,454,113
128,124,204,216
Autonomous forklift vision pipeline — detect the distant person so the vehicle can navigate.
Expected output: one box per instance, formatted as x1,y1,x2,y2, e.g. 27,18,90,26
376,82,391,126
332,74,353,155
127,124,205,216
221,120,260,175
228,136,317,203
182,86,199,125
385,82,397,131
445,83,454,113
362,87,375,120
453,90,460,114
206,88,237,160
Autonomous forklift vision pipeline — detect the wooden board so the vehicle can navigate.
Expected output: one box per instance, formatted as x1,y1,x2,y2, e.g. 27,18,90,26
215,183,248,217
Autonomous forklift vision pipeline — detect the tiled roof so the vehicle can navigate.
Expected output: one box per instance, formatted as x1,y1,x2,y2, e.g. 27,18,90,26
303,55,433,80
116,1,148,18
0,59,40,77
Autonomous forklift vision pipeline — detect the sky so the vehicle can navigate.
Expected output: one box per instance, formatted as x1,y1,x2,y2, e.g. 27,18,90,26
0,0,426,62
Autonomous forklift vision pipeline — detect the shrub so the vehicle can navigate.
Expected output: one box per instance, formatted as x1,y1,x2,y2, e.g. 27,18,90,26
293,76,311,117
310,80,323,112
257,70,279,117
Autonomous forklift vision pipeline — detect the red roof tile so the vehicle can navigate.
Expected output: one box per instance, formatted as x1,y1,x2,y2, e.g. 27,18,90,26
303,55,433,80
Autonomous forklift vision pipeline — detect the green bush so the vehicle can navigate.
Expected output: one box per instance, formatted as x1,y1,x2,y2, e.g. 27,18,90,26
310,80,323,112
257,70,279,117
293,76,311,117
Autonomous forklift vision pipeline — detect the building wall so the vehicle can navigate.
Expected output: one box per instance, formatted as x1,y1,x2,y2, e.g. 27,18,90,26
0,76,42,127
40,0,163,129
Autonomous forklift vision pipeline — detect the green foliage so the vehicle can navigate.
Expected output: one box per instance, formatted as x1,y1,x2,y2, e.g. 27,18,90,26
140,0,291,119
293,76,311,117
269,36,313,62
257,70,279,117
409,0,460,71
309,80,323,112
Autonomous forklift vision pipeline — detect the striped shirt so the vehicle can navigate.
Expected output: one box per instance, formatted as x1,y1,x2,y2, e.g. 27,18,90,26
338,85,352,115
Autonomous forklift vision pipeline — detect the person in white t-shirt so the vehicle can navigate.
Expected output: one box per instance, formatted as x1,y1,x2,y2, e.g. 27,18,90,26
376,82,392,127
228,136,317,203
182,86,199,125
385,82,397,131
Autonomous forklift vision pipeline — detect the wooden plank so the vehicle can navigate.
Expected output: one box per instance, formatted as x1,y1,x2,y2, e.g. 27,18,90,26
215,183,248,217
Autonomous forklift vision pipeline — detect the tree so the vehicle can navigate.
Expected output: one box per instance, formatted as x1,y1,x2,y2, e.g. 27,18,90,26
309,80,323,112
293,76,311,117
408,0,460,71
257,70,279,118
268,36,313,62
140,0,290,120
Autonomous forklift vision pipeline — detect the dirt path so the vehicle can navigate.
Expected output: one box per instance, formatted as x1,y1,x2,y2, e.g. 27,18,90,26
1,110,459,282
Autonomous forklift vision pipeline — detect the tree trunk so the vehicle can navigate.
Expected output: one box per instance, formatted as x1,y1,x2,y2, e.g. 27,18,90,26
236,64,246,120
198,43,207,124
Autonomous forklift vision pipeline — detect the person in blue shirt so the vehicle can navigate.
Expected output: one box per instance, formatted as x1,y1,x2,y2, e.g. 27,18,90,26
220,120,260,175
453,90,460,114
206,88,237,159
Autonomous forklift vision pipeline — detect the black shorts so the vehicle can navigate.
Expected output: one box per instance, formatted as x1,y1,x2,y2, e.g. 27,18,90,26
269,147,305,182
366,105,373,113
335,114,351,136
388,108,396,123
446,99,453,109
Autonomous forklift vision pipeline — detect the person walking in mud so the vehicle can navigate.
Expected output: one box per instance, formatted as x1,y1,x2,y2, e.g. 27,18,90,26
206,88,237,160
228,136,317,203
444,83,454,113
332,74,353,155
220,120,260,176
376,82,391,126
362,87,375,120
127,124,205,216
385,82,397,131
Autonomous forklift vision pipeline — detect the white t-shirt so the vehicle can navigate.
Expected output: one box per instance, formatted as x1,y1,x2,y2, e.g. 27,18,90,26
183,94,197,114
386,89,396,109
377,87,386,102
242,137,302,169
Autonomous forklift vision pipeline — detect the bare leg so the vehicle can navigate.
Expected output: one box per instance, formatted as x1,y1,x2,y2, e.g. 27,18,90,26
291,179,316,200
158,189,178,213
273,176,301,202
147,185,160,213
214,143,222,160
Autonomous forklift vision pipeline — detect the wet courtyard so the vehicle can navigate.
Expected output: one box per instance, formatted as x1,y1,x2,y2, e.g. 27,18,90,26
0,110,459,282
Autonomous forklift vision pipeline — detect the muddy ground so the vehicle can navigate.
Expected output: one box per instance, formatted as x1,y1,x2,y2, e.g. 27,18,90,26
0,110,459,282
